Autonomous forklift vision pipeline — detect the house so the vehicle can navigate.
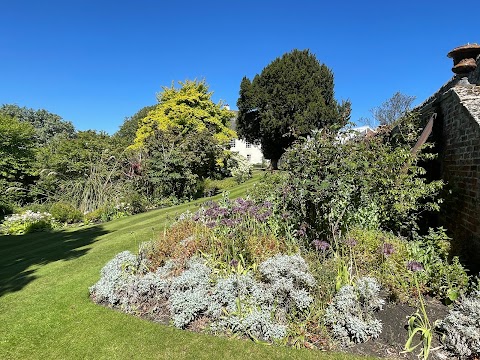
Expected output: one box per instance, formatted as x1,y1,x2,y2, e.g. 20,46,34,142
225,105,266,165
338,125,377,143
415,44,480,270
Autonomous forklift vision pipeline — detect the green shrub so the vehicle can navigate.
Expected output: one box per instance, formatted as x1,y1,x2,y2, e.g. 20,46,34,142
339,228,414,302
49,202,83,223
121,192,147,214
84,201,139,224
0,198,14,220
409,228,469,303
84,206,112,224
202,178,237,197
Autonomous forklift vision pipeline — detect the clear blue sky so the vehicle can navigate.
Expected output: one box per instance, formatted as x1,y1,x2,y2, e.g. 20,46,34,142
1,0,478,134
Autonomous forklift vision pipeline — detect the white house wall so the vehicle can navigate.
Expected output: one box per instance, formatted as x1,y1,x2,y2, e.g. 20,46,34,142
230,139,264,164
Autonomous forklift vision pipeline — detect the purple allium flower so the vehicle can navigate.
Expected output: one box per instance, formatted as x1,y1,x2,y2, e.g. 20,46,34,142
407,261,424,272
206,221,217,229
230,259,239,268
232,205,244,215
248,205,260,217
192,213,200,221
221,218,235,227
345,238,357,247
297,222,308,237
217,207,229,217
204,207,217,218
382,243,395,256
312,239,330,251
263,201,273,209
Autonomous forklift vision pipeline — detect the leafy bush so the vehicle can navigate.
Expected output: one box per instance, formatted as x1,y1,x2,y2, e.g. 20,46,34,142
409,228,469,303
337,228,414,302
1,210,53,235
0,198,14,220
438,291,480,359
49,201,83,223
83,202,138,224
324,277,385,346
84,207,109,224
121,192,148,214
250,120,443,244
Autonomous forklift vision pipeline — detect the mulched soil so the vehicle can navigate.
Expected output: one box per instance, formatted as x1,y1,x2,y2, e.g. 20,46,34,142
341,296,454,359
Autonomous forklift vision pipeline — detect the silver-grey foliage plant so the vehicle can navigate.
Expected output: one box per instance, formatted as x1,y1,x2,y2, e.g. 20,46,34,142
438,291,480,358
90,251,316,342
324,277,385,346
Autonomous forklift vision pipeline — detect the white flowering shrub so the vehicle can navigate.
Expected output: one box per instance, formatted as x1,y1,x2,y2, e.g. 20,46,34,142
438,291,480,359
227,152,252,184
0,210,53,235
324,277,385,346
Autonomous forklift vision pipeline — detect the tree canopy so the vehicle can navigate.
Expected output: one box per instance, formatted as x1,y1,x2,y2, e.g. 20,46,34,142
0,104,75,145
236,49,351,168
128,80,237,200
131,80,235,150
371,92,416,126
0,114,36,205
114,104,156,145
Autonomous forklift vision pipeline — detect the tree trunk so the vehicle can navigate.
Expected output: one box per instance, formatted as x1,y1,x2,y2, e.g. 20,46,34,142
270,158,279,170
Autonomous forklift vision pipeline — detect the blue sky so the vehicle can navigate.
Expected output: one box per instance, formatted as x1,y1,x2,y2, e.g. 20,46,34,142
1,0,478,134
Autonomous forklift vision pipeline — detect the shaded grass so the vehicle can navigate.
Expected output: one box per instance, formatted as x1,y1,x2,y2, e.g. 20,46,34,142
0,172,376,359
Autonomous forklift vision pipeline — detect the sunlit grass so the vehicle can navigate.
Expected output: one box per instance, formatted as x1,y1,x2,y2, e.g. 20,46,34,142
0,172,376,359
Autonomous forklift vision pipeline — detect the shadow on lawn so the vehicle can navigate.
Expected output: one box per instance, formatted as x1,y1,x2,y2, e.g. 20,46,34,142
0,225,109,297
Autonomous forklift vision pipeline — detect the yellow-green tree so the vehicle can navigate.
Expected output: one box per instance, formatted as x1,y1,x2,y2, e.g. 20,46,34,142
129,80,236,201
131,80,235,150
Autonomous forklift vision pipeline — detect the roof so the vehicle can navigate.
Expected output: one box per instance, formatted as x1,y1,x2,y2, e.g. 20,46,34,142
454,86,480,126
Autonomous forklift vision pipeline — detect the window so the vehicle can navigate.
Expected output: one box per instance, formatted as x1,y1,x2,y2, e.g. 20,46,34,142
229,139,236,148
246,141,251,148
247,154,252,162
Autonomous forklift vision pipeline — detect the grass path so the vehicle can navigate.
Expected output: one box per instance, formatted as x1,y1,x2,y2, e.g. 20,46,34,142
0,174,374,359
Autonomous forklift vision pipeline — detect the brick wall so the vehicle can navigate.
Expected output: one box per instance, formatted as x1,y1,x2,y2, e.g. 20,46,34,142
416,55,480,270
436,87,480,267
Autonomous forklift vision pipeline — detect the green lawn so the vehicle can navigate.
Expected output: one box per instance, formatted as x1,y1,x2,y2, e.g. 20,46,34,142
0,174,375,359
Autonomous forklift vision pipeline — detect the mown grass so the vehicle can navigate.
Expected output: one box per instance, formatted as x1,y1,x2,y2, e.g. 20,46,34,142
0,172,376,360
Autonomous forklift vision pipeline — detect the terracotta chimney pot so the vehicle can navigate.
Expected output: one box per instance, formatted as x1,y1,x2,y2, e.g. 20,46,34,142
447,43,480,75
